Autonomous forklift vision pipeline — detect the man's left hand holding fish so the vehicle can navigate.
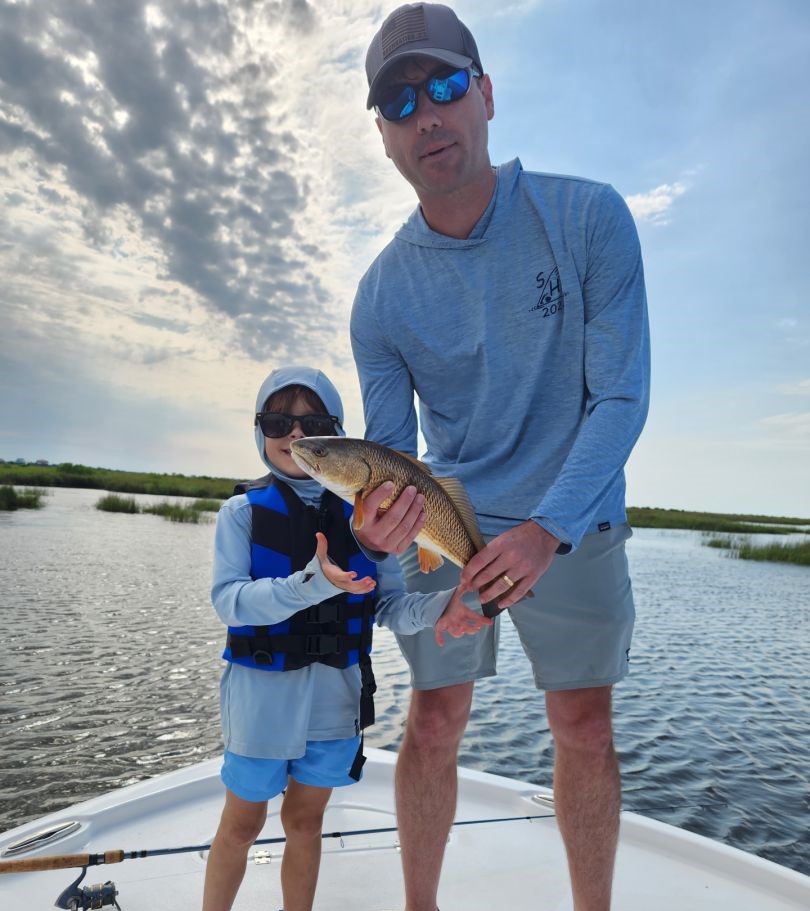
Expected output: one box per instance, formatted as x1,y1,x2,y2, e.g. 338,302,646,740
459,521,561,611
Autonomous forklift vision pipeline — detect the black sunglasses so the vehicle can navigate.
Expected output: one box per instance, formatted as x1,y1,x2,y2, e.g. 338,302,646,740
255,412,340,439
375,65,480,123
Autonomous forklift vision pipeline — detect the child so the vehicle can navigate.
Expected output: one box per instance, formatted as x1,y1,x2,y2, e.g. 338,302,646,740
202,366,489,911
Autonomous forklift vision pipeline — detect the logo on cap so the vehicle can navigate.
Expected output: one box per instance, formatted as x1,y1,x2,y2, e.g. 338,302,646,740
381,7,428,58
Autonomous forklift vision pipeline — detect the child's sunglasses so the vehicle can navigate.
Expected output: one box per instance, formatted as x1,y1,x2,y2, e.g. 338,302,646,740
255,412,340,438
375,66,480,123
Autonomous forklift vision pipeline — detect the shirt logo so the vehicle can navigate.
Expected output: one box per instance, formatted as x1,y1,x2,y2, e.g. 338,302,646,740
530,266,565,317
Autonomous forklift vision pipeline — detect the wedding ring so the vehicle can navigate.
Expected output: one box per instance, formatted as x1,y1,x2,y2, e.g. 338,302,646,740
502,575,516,587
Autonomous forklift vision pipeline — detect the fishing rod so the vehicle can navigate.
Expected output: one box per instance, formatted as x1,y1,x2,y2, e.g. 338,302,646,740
0,812,556,876
0,795,732,876
0,799,736,910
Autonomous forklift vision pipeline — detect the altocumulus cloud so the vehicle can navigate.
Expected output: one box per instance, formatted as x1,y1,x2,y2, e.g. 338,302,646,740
0,0,368,359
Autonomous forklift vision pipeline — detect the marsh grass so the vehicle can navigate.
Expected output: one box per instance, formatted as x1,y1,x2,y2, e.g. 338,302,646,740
94,493,220,522
0,486,47,510
702,532,810,566
627,507,802,535
0,463,236,499
737,539,810,566
142,501,204,523
704,535,738,550
190,499,223,513
96,494,140,513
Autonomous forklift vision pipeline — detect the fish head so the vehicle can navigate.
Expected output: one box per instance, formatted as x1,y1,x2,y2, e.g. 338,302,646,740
289,437,373,501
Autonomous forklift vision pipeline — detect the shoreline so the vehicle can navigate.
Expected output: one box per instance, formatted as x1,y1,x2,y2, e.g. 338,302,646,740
2,463,808,564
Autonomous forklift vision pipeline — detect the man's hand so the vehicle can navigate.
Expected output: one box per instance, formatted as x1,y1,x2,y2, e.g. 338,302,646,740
352,481,426,555
434,587,494,646
460,520,560,610
315,532,376,594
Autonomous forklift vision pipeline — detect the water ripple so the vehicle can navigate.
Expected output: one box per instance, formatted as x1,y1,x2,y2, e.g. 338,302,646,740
0,489,807,875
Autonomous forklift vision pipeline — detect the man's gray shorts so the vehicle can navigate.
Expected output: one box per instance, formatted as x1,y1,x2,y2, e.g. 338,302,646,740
395,523,636,692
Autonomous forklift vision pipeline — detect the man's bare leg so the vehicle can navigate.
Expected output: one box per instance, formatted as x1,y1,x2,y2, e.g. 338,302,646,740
546,686,620,911
396,682,474,911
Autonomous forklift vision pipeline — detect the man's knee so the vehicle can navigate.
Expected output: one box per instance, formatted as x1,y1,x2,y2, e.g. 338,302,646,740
546,686,614,755
405,683,474,752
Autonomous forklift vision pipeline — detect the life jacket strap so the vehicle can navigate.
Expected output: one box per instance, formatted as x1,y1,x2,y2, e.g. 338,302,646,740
226,631,369,664
349,731,366,781
358,652,376,729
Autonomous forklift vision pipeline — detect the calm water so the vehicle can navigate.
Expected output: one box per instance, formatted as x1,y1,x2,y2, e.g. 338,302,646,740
0,488,808,875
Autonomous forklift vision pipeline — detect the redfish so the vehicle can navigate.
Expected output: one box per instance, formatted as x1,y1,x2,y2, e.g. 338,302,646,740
291,437,531,615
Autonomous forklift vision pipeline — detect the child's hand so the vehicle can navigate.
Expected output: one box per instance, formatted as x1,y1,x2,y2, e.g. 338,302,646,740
434,587,494,646
315,532,376,595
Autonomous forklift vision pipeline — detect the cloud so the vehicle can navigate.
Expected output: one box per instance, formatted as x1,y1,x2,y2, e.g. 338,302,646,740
760,411,810,445
0,0,422,471
625,181,687,224
0,0,385,359
483,0,543,17
776,378,810,396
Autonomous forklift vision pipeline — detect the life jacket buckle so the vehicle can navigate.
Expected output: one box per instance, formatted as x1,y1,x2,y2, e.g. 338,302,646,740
305,634,340,656
306,602,341,623
252,649,273,666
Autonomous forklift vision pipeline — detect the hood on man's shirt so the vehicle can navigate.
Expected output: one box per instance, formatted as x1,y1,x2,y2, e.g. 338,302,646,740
254,366,345,473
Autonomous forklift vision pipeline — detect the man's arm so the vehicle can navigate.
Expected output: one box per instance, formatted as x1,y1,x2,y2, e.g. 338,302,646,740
530,184,650,544
350,282,426,554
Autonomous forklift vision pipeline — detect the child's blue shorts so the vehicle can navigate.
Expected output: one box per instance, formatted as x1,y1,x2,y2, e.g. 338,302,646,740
221,736,362,803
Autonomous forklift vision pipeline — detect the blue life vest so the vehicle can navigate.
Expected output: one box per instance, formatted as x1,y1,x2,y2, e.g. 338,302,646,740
223,476,378,675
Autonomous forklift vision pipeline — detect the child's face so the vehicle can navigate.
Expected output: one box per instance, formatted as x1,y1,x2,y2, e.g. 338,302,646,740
263,393,321,479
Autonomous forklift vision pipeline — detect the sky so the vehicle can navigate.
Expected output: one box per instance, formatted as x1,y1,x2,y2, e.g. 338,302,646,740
1,0,808,517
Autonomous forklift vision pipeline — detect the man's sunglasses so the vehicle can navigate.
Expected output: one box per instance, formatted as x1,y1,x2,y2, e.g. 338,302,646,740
375,66,480,123
255,412,340,438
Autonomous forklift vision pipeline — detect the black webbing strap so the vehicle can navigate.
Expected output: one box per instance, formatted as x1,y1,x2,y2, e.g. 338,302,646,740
349,732,366,781
349,597,378,781
226,632,367,665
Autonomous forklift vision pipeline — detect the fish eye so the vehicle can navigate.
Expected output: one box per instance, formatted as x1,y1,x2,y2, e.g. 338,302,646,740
311,445,328,457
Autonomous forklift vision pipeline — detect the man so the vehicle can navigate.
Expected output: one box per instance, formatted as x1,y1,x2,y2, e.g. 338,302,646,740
350,4,650,909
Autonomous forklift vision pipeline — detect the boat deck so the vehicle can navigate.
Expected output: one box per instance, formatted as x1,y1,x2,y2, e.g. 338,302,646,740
1,748,808,910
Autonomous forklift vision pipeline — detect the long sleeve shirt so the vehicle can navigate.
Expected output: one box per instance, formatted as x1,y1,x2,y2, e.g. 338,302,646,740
351,158,650,551
212,491,451,758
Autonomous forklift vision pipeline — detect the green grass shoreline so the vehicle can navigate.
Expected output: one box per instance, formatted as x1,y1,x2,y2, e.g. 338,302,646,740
2,463,808,563
0,462,237,499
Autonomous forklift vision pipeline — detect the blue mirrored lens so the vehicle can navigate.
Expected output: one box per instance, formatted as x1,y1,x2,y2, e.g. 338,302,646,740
380,85,417,121
377,68,473,122
426,68,470,103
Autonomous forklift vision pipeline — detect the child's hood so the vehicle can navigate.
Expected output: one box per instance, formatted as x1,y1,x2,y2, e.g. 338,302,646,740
254,366,345,472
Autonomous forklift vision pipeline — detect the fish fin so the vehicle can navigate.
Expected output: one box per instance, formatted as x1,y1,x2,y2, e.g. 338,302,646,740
432,476,486,552
352,492,365,530
418,546,444,573
392,449,434,475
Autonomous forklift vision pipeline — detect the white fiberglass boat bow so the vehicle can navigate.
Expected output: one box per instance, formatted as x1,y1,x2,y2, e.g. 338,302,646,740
1,748,807,910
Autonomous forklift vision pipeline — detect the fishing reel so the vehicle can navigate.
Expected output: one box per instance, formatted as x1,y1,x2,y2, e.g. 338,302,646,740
55,866,121,910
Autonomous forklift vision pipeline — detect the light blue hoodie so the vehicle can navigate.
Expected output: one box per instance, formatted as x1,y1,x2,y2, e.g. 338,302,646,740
351,159,650,550
211,366,452,759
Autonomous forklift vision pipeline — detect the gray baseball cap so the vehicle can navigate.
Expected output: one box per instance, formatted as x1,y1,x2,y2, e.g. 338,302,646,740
365,3,483,109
